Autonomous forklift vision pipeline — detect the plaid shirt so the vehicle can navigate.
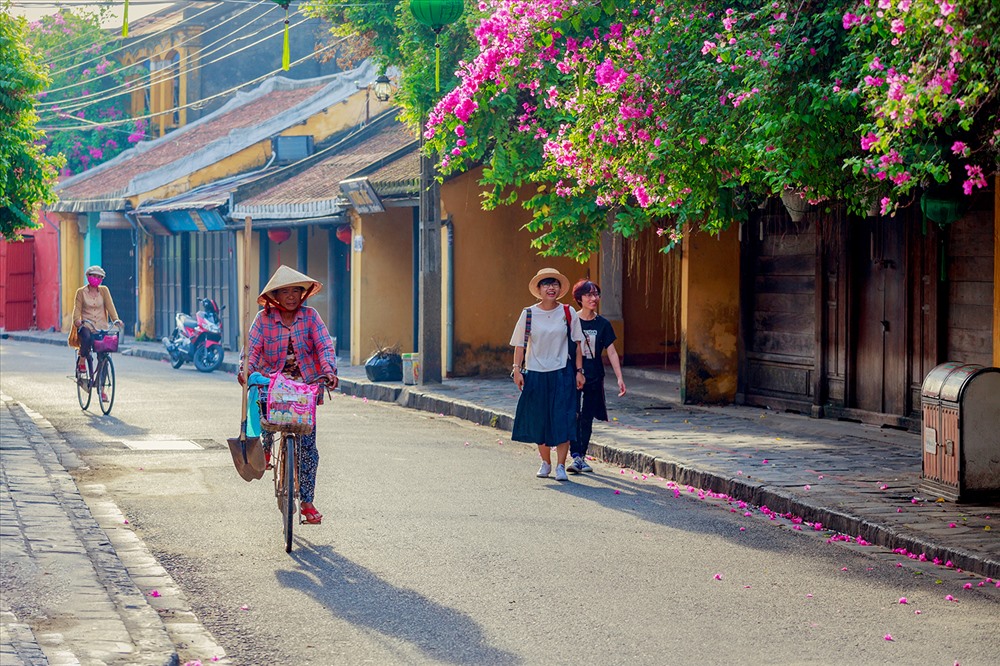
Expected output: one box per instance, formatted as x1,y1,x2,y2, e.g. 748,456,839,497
245,306,337,382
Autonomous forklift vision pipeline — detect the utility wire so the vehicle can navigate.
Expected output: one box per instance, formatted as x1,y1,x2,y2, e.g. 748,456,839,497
38,1,276,99
31,2,223,71
38,13,316,117
36,35,350,132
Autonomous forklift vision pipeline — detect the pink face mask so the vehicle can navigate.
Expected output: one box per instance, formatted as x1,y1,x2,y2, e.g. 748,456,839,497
87,275,103,287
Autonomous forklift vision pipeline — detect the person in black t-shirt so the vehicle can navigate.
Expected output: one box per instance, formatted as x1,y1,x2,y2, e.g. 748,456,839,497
567,279,626,473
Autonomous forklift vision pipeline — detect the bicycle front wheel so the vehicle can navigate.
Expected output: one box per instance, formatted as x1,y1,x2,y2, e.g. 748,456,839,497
282,434,296,553
76,360,92,411
98,355,116,415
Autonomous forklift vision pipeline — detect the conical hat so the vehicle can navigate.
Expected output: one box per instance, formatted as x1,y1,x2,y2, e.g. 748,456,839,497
258,265,322,306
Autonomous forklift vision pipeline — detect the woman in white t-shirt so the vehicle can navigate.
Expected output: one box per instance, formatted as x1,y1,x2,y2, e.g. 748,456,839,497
510,268,586,481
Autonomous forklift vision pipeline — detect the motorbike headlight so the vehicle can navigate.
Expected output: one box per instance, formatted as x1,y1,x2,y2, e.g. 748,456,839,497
205,322,220,333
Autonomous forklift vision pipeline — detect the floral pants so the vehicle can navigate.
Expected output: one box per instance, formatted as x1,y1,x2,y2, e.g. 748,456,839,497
262,429,319,503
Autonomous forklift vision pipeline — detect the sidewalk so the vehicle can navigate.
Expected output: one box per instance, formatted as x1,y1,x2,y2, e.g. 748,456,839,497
0,350,231,665
5,330,999,583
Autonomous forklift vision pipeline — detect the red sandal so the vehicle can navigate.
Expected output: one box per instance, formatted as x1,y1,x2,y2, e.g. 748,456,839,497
300,504,322,525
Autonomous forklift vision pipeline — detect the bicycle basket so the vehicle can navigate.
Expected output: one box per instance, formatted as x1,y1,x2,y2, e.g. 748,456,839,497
263,373,319,433
92,331,119,353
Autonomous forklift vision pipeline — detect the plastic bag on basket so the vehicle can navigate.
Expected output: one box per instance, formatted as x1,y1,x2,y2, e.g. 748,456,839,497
266,373,319,429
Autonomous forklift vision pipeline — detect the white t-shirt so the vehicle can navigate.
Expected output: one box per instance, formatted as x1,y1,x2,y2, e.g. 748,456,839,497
509,304,585,373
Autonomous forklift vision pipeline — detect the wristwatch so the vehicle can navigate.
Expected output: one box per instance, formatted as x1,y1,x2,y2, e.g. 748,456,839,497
576,368,585,374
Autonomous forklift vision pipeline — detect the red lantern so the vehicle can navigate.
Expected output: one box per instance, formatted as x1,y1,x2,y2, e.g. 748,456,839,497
267,228,291,245
335,224,352,245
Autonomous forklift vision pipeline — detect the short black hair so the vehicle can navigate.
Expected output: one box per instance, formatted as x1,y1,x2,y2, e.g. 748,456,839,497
572,279,600,304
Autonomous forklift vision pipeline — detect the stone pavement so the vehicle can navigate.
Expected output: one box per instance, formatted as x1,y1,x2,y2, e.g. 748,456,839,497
0,385,230,664
4,330,999,590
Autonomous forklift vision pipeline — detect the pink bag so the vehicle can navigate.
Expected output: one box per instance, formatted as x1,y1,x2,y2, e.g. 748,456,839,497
92,331,119,353
266,373,319,429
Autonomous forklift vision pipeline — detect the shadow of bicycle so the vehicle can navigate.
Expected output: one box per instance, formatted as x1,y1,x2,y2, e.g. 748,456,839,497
278,541,520,665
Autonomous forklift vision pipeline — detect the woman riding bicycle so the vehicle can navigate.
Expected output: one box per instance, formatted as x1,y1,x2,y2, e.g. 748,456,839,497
242,265,338,525
68,265,123,376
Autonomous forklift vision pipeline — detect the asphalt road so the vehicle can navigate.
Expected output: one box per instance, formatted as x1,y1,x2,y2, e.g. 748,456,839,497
2,339,999,665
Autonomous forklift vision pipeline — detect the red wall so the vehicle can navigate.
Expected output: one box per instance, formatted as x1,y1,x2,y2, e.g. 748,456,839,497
0,214,61,331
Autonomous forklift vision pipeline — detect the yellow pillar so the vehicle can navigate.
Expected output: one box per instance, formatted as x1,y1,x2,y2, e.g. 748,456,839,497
58,214,84,334
136,234,156,339
993,174,999,367
680,226,741,403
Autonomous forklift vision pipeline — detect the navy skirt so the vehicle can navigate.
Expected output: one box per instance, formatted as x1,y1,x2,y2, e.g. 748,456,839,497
512,364,577,445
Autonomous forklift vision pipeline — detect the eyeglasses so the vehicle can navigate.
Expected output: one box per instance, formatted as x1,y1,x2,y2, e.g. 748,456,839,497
538,281,561,289
581,292,601,299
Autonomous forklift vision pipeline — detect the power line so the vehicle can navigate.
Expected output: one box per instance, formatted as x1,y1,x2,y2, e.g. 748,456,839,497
36,35,350,132
38,12,319,118
37,1,276,98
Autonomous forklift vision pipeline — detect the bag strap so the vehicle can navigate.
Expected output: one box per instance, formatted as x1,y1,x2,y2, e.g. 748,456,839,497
563,304,575,360
522,307,532,347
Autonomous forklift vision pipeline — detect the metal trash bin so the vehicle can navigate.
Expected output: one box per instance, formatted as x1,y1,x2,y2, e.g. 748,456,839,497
920,362,1000,502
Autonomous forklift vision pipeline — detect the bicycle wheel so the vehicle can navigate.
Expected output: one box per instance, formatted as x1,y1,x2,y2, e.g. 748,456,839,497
97,355,116,415
282,434,296,553
76,359,92,411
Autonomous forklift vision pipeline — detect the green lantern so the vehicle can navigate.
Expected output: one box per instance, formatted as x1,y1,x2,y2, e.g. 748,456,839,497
410,0,465,92
270,0,293,71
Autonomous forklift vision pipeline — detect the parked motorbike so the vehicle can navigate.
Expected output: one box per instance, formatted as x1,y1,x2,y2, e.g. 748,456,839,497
162,298,225,372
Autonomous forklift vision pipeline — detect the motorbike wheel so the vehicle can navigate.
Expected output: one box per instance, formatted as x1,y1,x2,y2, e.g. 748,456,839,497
167,330,185,369
193,343,224,373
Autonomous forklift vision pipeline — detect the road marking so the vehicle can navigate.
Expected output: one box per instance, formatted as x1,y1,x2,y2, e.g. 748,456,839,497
120,439,203,451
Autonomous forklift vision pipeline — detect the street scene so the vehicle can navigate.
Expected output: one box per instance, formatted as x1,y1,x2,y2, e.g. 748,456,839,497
3,0,1000,664
2,337,999,665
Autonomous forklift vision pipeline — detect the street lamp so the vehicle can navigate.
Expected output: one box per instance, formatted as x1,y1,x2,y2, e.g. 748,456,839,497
372,75,393,103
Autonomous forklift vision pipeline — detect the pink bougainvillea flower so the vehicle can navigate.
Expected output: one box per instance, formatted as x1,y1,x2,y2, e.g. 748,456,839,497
949,523,957,528
614,490,621,495
804,485,811,490
762,459,768,464
148,590,161,598
739,527,746,531
884,634,894,641
124,519,129,524
899,597,908,604
963,583,972,589
880,484,888,490
915,609,922,615
714,573,723,580
841,567,848,572
896,563,903,567
240,604,250,610
945,594,956,601
806,593,813,598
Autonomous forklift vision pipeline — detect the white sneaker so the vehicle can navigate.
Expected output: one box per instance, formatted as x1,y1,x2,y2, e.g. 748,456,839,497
537,462,552,478
554,464,569,481
578,457,594,473
566,457,583,474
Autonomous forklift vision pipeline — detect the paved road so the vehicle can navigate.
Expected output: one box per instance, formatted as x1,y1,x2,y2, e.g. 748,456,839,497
2,340,999,665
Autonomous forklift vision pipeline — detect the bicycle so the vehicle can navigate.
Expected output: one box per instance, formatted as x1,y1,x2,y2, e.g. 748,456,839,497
256,378,331,553
75,325,119,415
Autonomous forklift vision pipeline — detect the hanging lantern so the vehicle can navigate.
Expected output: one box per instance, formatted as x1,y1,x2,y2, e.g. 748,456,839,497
269,0,292,71
335,224,352,245
268,227,292,245
410,0,465,92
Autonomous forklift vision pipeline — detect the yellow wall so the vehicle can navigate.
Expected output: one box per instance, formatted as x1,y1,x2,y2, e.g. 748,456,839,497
304,226,331,325
442,169,594,376
136,235,156,339
58,214,84,333
350,207,415,365
680,226,741,403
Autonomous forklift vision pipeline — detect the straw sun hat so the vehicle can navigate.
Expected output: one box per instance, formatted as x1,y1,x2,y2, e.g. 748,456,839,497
258,265,323,307
528,267,570,300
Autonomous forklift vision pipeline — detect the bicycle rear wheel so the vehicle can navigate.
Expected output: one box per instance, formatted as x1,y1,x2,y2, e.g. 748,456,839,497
76,359,92,411
97,355,116,415
282,434,296,552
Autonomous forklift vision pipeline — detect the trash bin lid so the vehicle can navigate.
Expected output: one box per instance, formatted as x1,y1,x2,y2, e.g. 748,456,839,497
921,362,983,402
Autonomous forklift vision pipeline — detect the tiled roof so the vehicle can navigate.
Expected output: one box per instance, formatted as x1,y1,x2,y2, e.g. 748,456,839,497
231,121,417,220
368,151,420,197
51,61,377,212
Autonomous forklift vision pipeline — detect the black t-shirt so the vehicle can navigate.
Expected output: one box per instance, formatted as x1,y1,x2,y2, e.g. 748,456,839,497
579,314,616,381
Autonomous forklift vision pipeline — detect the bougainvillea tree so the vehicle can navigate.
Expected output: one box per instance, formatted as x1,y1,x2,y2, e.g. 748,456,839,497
314,0,998,258
0,7,64,238
26,8,146,177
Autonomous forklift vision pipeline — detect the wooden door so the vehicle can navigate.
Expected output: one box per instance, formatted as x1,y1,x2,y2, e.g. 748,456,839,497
852,217,908,415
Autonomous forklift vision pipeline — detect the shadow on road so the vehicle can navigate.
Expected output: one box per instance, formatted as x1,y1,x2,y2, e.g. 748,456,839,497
279,543,520,665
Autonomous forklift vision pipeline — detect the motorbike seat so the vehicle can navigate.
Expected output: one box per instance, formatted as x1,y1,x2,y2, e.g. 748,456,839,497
182,316,199,330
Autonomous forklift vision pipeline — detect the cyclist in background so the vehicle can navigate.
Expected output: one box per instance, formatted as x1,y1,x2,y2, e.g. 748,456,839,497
68,265,123,376
242,265,338,525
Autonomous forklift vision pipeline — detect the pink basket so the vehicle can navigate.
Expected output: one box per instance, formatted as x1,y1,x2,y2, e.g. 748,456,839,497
92,332,119,353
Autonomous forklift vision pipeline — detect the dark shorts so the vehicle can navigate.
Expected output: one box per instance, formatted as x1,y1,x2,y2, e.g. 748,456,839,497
512,364,576,445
